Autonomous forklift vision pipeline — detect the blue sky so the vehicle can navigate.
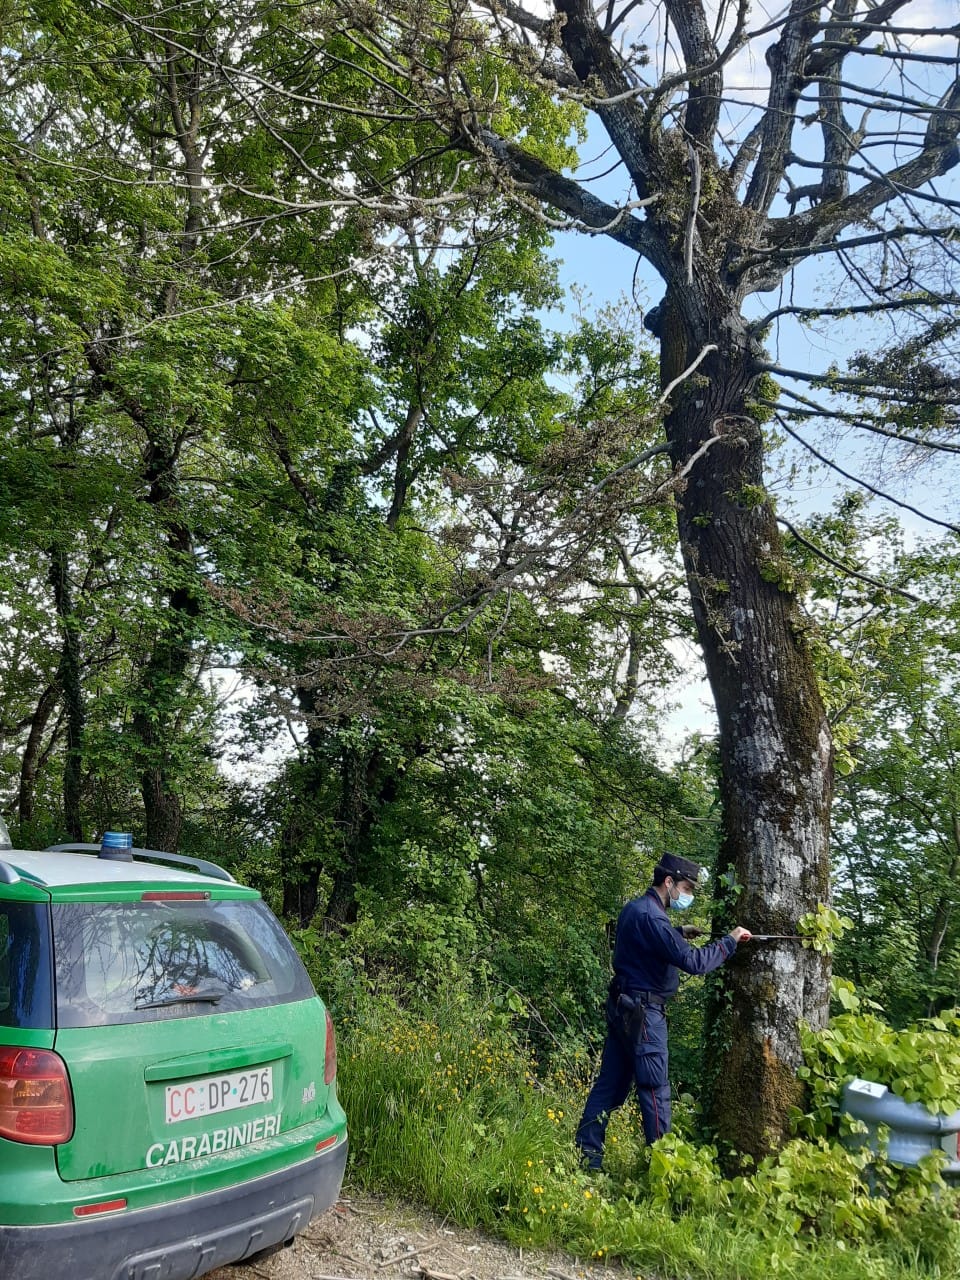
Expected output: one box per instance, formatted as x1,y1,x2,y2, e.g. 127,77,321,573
553,0,954,490
523,1,960,742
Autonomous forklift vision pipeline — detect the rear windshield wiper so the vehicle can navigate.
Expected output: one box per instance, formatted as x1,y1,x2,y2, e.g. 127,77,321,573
136,988,225,1009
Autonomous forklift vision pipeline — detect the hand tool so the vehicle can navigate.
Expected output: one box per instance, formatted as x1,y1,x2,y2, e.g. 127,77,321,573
743,933,805,942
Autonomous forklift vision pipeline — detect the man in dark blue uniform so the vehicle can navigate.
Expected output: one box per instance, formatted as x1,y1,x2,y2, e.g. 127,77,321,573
575,853,751,1168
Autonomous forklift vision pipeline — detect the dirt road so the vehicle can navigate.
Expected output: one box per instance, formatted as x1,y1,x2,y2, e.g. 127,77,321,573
213,1193,635,1280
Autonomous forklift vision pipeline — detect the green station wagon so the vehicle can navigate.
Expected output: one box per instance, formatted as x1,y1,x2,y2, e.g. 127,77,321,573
0,828,347,1280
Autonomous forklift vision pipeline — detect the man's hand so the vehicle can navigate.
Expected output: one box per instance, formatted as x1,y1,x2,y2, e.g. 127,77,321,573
681,925,704,939
731,926,753,943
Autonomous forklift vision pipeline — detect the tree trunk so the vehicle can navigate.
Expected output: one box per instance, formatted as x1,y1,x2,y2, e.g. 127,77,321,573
280,847,324,927
18,684,58,830
131,575,199,851
325,744,400,926
925,817,960,1002
277,742,387,928
654,286,833,1157
48,545,85,840
127,415,203,852
279,731,329,927
136,738,186,852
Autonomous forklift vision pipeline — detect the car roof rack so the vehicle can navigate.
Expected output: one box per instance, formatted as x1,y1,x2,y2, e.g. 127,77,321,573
44,844,235,884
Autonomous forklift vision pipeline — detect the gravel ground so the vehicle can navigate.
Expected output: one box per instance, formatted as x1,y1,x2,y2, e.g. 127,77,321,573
211,1192,638,1280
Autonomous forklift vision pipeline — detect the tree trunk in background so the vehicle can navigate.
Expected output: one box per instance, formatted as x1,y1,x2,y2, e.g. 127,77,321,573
280,727,329,927
48,546,85,840
130,434,201,852
926,825,960,1011
280,843,324,927
655,287,833,1157
325,744,401,926
325,745,372,926
131,575,199,851
18,684,58,830
277,727,405,929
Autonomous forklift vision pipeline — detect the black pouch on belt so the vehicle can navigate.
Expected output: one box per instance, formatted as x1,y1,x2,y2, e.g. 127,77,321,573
617,992,647,1042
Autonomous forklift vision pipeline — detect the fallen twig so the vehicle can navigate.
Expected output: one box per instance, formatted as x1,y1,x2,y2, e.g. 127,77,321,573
332,1250,372,1267
380,1240,443,1268
338,1198,377,1216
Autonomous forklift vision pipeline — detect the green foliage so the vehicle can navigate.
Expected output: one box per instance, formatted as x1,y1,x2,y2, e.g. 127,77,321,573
736,483,769,509
799,982,960,1123
2,0,657,862
784,502,960,1017
266,676,710,1052
4,4,960,1268
798,904,855,955
745,372,781,424
330,982,960,1280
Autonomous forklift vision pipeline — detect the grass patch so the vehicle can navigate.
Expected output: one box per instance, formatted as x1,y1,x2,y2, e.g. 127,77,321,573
336,989,960,1280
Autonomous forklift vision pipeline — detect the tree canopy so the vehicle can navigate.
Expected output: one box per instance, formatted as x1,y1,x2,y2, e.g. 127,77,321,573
1,0,958,1157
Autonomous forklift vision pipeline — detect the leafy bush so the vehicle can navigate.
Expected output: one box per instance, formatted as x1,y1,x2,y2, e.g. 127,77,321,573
798,978,960,1134
329,979,960,1280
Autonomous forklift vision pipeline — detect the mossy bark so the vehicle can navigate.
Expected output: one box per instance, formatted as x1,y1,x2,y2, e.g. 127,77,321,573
654,285,833,1158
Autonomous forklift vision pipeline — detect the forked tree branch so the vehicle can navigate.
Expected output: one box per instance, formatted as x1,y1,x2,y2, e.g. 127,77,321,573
777,417,960,535
778,515,922,602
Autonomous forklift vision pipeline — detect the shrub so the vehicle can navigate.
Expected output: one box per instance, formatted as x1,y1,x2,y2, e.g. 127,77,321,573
328,978,960,1280
798,978,960,1137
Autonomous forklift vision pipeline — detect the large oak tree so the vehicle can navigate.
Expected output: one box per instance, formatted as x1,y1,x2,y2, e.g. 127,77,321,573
259,0,959,1153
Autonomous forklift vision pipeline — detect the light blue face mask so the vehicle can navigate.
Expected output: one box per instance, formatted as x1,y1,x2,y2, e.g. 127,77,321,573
670,889,695,911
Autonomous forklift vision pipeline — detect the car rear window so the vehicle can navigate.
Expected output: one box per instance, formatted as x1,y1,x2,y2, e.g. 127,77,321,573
0,902,54,1029
52,898,315,1028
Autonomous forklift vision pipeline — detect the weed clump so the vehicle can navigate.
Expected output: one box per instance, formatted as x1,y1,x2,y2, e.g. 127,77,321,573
334,982,960,1280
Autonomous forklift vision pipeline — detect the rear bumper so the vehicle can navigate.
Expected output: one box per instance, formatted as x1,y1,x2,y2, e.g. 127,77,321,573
0,1136,347,1280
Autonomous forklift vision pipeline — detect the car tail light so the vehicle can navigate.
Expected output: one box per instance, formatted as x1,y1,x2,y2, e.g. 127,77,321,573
324,1009,337,1085
0,1047,74,1144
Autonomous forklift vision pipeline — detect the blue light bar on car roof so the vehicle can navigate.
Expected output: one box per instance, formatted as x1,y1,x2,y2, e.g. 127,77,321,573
100,832,134,863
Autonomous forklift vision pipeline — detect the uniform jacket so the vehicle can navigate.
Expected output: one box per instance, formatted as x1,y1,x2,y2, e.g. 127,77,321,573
613,887,737,1000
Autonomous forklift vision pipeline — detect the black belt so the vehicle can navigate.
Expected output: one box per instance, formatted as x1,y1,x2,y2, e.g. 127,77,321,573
614,987,666,1011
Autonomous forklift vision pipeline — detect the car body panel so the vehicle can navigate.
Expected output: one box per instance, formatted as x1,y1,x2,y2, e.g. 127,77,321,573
0,841,347,1278
0,877,50,903
5,849,237,892
53,999,336,1182
2,1104,346,1226
0,1133,348,1280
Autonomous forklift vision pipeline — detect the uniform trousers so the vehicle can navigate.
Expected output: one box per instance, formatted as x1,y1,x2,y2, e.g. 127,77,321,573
575,993,671,1167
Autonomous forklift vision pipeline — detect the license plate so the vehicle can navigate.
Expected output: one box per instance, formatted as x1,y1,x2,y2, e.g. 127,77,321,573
165,1066,274,1124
